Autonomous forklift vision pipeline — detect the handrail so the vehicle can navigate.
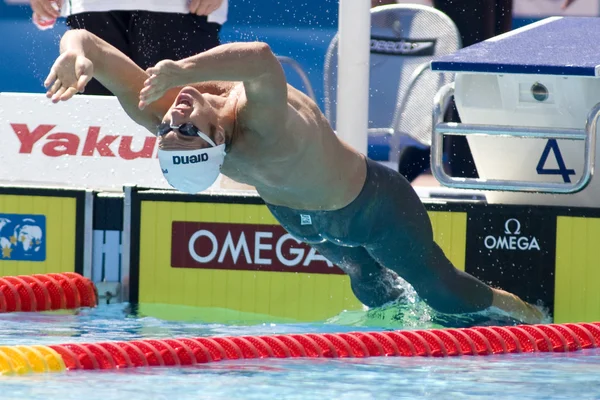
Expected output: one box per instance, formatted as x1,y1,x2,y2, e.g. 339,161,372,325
430,83,598,194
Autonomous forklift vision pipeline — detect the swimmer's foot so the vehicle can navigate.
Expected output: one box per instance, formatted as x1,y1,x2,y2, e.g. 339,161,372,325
491,288,544,325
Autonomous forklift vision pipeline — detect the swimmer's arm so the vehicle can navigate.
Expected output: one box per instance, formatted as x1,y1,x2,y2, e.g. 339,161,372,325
57,30,176,133
148,42,288,135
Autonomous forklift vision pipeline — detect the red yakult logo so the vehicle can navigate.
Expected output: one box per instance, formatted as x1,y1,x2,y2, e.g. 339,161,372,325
171,221,345,274
10,123,157,160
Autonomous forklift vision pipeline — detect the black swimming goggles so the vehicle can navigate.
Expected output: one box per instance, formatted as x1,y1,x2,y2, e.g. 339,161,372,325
157,122,218,147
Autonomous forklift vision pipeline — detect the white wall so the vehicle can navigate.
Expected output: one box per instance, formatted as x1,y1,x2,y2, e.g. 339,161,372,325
514,0,599,17
392,0,599,17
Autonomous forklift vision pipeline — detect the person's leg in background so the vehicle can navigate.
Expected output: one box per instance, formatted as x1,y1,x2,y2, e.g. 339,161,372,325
129,11,221,71
432,0,513,178
390,0,500,181
65,12,132,96
398,145,431,183
434,0,497,48
494,0,514,36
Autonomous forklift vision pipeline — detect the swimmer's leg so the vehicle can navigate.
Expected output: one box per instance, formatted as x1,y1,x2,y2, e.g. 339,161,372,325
359,160,543,323
367,229,542,324
310,241,404,308
365,236,493,313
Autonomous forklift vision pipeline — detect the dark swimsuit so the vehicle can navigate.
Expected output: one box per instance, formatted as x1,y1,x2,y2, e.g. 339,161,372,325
266,157,493,313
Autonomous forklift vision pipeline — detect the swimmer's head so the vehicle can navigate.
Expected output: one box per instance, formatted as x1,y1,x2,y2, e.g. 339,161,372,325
157,87,227,194
159,86,226,151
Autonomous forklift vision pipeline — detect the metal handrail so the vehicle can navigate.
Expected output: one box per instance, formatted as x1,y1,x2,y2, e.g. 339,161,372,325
276,56,317,102
431,83,598,194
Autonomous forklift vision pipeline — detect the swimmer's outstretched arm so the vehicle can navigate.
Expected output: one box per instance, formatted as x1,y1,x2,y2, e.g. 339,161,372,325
139,42,288,135
45,29,177,133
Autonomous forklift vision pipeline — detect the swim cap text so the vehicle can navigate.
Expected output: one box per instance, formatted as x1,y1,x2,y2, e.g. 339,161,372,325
172,153,209,165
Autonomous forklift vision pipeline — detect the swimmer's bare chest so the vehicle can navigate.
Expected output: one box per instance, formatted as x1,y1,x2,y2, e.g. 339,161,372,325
221,86,366,211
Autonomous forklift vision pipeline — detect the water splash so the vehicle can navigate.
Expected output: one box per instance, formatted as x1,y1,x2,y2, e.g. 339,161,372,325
327,278,553,330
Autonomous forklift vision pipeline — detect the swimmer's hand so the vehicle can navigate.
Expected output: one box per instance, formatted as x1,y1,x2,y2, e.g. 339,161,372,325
44,51,93,103
188,0,224,16
31,0,61,21
139,60,185,110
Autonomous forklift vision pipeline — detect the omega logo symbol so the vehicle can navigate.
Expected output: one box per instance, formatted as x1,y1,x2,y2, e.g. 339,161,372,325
484,218,540,251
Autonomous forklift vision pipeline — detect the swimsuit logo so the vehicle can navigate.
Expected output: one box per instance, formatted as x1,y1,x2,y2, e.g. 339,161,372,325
484,218,540,251
162,169,168,174
172,153,209,165
300,214,312,226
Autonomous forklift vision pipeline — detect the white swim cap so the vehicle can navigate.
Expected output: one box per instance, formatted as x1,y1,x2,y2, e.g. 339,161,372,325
158,124,226,193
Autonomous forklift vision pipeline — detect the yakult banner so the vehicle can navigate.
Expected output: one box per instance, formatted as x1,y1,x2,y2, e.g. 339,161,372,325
0,93,227,192
0,93,169,191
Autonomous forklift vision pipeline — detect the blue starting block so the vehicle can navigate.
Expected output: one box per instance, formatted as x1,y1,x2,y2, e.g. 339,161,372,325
433,17,600,77
430,17,600,207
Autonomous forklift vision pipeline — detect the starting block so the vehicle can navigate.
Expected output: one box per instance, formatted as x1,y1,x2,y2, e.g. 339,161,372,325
431,17,600,207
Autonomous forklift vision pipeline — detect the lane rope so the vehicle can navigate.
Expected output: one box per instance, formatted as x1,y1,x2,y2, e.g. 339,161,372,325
2,322,599,375
0,273,96,313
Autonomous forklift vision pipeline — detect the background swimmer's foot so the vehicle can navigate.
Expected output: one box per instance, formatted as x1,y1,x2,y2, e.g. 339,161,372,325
490,288,545,324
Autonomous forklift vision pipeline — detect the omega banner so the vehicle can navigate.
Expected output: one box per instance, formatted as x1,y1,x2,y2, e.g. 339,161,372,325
0,93,175,192
171,221,345,274
464,208,557,309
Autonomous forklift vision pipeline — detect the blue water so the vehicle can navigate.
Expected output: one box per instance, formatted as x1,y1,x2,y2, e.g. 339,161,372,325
1,303,600,400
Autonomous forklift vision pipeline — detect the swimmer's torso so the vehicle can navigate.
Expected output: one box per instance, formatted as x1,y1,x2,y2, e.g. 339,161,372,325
220,83,367,211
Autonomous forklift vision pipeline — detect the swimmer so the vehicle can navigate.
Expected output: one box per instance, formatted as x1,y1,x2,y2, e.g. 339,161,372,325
45,29,543,324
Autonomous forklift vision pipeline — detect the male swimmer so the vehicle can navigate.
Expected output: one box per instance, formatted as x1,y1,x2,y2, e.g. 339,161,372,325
45,29,543,324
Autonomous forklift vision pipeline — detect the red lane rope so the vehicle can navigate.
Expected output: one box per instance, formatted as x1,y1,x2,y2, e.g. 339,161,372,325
0,273,96,313
34,274,67,310
0,278,21,312
41,322,600,372
3,276,37,311
20,275,52,312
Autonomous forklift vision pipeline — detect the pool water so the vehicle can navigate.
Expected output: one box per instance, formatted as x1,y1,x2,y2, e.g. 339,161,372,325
1,303,599,400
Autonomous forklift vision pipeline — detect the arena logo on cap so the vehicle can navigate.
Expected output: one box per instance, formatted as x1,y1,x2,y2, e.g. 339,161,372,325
483,218,541,251
172,153,209,164
171,221,344,274
0,214,46,261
